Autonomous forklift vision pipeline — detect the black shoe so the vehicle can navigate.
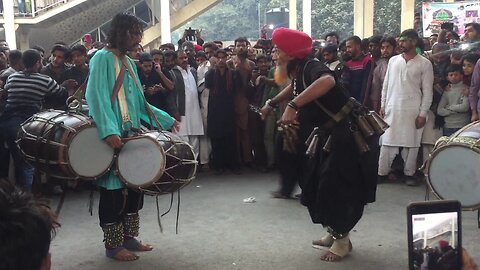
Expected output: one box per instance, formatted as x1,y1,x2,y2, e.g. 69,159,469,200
405,176,419,186
271,191,291,199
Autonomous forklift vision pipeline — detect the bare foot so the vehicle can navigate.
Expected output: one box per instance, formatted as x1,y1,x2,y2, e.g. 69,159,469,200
320,251,343,262
388,172,398,181
135,242,153,252
320,241,352,262
312,239,333,249
124,238,153,252
111,248,139,261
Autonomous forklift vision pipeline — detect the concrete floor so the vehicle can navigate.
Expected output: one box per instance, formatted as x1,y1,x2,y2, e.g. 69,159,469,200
50,169,480,270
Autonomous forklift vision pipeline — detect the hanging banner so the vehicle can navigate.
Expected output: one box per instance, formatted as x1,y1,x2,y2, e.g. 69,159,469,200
422,1,480,37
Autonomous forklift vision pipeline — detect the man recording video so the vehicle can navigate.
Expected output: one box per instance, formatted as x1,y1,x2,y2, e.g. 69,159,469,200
177,27,204,48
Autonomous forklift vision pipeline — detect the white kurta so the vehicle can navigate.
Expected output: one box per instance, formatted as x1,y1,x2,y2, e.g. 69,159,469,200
197,61,211,124
178,67,204,136
197,61,212,164
380,54,434,147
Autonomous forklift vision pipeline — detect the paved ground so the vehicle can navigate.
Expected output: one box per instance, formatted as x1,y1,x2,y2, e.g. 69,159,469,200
50,169,480,270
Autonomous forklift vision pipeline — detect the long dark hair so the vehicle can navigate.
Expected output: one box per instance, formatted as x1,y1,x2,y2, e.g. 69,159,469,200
286,48,316,79
0,181,59,270
107,13,145,55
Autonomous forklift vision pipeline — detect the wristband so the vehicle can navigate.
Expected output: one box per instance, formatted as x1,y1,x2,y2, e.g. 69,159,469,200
266,99,278,109
287,101,299,111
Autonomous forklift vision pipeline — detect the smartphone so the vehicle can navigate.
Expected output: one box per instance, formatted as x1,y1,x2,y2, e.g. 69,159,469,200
441,22,454,31
254,48,264,56
185,27,196,41
407,200,462,270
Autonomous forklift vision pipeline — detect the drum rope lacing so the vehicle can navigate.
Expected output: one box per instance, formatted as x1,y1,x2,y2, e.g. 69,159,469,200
17,111,96,180
19,110,77,215
424,121,480,218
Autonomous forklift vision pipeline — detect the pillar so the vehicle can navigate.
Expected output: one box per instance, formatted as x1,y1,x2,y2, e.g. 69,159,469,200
3,0,17,49
18,29,30,51
160,0,171,44
401,0,415,31
289,0,297,30
302,0,311,36
354,0,374,38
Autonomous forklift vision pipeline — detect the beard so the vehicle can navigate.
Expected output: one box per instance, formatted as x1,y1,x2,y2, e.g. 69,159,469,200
341,54,352,62
274,62,288,86
236,50,248,58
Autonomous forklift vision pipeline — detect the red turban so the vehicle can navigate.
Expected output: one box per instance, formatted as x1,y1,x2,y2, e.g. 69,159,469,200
272,28,313,59
438,240,449,249
194,44,203,52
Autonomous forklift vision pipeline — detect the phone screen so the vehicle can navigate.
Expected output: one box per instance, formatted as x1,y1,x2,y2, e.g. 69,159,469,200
441,23,454,31
410,211,461,270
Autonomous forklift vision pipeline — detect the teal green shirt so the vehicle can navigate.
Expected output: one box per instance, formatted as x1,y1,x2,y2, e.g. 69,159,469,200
86,49,175,190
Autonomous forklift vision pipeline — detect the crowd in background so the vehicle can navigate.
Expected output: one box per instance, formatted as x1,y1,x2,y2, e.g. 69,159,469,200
1,21,480,193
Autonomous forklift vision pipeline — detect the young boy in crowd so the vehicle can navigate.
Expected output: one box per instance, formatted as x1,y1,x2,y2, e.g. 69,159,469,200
450,49,463,65
437,64,471,136
462,53,480,87
66,44,89,90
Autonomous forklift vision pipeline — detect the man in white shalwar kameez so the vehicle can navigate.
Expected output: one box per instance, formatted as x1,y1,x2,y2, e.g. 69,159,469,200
175,51,204,158
196,52,212,166
379,29,434,186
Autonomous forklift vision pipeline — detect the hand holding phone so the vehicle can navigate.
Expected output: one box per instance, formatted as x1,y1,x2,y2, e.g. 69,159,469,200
407,201,462,270
441,22,454,32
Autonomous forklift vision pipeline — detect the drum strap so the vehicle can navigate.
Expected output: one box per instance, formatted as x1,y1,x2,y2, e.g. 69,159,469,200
71,73,89,101
122,58,164,131
112,56,131,125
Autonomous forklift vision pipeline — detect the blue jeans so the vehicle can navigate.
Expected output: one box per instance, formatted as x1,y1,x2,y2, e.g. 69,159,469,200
0,115,34,191
17,0,26,13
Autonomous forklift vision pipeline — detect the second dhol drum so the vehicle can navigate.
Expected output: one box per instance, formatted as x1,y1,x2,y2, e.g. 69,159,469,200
17,110,115,180
425,121,480,210
117,131,197,195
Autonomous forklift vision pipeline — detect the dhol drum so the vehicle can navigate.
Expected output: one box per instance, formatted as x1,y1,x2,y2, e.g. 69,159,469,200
17,110,115,180
426,121,480,210
117,131,197,195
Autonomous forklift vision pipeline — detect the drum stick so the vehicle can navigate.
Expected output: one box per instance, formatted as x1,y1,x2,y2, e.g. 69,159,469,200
121,136,145,143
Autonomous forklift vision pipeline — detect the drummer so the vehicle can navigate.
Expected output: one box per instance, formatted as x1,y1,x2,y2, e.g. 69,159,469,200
0,49,72,191
85,13,178,262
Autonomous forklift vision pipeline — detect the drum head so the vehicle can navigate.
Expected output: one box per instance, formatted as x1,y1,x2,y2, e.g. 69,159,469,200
427,145,480,209
68,127,114,179
117,136,166,187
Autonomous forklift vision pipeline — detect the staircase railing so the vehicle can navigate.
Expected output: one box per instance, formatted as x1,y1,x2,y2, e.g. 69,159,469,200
0,0,72,17
72,0,151,46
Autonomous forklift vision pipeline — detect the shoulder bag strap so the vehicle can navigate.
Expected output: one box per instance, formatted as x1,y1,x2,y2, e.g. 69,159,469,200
121,57,165,131
122,58,146,95
111,56,130,124
71,73,89,101
302,59,343,122
110,62,126,103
